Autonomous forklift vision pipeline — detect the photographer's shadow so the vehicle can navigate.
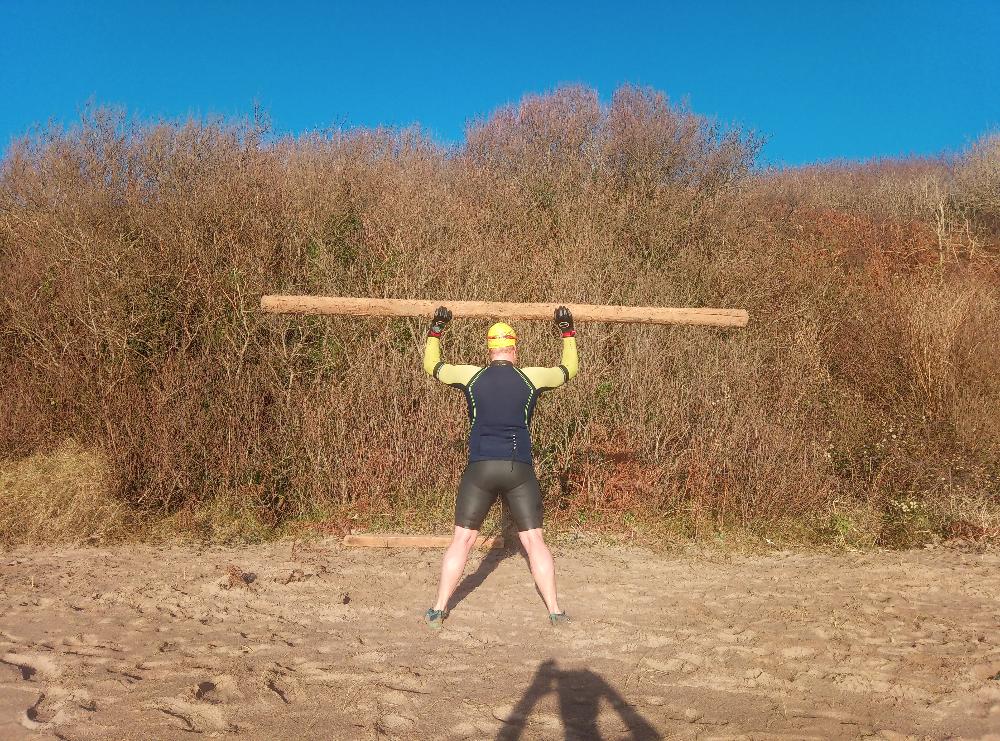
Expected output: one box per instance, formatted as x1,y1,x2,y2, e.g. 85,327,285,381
497,658,661,740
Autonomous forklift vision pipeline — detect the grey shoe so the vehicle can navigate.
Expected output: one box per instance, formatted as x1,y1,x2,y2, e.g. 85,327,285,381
549,611,570,627
425,608,449,629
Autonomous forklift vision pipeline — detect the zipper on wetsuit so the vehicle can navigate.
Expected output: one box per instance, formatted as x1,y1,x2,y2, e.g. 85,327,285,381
510,434,516,471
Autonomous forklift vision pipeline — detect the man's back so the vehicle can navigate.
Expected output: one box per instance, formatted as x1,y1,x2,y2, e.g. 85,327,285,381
424,345,577,465
464,361,537,464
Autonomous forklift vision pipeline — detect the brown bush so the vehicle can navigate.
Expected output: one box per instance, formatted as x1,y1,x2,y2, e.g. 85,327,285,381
0,441,134,546
1,87,998,545
954,132,1000,233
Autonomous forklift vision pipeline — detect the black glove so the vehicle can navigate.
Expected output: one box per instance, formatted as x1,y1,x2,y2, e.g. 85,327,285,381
554,306,575,337
428,306,452,337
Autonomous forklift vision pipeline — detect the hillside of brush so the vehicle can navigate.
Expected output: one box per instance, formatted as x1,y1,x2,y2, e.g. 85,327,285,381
1,86,998,546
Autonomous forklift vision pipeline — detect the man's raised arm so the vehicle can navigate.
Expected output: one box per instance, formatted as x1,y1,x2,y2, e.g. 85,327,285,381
423,306,481,388
523,306,579,391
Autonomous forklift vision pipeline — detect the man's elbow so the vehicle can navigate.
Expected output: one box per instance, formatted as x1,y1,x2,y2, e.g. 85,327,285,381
563,353,580,381
558,363,578,383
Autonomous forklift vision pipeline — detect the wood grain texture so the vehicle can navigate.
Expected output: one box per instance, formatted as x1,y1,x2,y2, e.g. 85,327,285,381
261,295,749,328
343,534,503,549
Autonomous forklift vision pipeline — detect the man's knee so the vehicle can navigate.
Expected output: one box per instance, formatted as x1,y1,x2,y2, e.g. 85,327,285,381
452,526,479,549
517,527,546,553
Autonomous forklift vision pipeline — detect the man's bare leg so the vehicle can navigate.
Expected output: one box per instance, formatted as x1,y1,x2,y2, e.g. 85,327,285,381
517,528,561,614
432,526,480,612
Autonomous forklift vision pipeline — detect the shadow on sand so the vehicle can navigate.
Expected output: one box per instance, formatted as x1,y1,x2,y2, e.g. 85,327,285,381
450,506,526,611
497,658,661,740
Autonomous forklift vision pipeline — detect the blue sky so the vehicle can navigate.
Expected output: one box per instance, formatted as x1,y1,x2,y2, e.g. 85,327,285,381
2,1,998,166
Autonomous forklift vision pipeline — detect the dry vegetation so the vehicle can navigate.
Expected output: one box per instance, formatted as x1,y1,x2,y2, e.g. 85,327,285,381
1,86,998,547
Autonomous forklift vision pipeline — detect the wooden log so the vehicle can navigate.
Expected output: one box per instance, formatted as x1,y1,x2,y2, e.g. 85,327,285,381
261,295,748,328
343,534,503,549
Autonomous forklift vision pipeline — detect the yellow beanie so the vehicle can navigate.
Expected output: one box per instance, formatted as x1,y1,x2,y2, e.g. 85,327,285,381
487,322,517,349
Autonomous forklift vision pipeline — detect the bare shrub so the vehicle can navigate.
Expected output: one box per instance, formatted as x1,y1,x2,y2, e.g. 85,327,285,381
1,86,998,546
954,132,1000,230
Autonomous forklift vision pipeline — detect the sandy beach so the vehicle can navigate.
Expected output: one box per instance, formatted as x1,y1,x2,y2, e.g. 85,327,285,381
2,540,999,740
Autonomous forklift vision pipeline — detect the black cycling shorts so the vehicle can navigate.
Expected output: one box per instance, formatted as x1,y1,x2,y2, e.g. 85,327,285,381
455,460,543,532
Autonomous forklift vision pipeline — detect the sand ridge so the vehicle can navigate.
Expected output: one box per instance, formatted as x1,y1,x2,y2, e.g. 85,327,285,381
1,540,999,740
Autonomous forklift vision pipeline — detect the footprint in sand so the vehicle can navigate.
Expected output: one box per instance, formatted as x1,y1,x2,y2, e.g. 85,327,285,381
446,720,481,739
134,658,175,677
263,663,300,705
147,697,237,733
0,652,62,681
286,660,365,686
379,689,411,707
25,689,68,727
970,658,1000,682
643,657,684,674
193,675,242,704
59,633,122,660
351,650,388,665
265,672,297,705
642,634,675,648
780,645,818,659
17,687,94,732
377,714,415,734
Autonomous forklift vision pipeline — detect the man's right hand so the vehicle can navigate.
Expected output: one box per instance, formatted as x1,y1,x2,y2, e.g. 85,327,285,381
428,306,452,337
554,306,575,337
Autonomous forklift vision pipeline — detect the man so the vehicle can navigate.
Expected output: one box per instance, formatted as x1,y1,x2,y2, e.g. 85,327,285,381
422,305,578,629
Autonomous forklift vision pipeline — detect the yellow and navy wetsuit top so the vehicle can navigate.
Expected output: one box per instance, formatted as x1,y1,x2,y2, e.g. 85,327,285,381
423,336,578,465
